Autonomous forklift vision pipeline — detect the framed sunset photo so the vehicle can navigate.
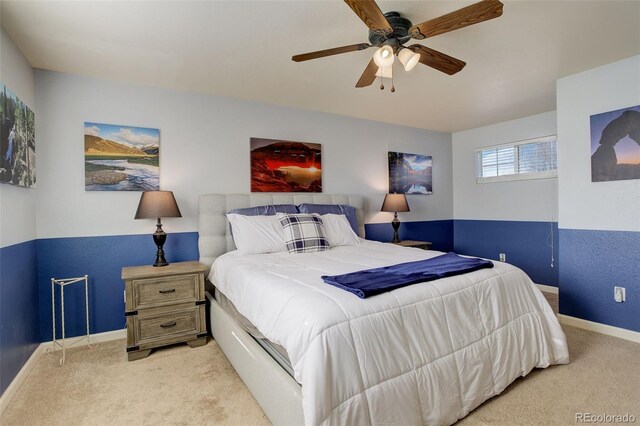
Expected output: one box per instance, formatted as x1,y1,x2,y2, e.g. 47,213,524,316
250,138,322,192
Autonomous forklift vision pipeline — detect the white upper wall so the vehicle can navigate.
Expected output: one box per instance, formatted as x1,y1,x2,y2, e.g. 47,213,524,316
452,111,557,222
0,27,36,248
34,70,453,239
557,55,640,232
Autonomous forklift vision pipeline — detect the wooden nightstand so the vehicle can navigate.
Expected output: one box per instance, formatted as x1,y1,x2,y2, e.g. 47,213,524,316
121,261,208,361
392,240,432,250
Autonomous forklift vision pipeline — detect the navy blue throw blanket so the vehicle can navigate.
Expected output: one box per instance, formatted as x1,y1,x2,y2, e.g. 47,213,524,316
322,252,494,298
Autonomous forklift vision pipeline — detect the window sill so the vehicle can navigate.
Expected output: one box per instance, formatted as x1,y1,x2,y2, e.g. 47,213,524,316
476,171,557,184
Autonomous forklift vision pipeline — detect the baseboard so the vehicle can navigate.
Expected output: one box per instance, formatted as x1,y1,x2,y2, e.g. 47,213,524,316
558,314,640,343
40,328,126,351
0,328,126,414
536,284,559,294
0,344,44,414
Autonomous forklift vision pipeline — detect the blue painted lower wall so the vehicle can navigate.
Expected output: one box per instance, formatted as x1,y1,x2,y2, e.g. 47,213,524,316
36,223,453,342
453,220,559,287
559,229,640,333
0,240,40,396
365,220,454,252
36,232,199,342
3,222,637,398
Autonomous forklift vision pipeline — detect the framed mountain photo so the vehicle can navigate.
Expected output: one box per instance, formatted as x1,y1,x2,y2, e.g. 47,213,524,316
388,151,433,194
84,122,159,191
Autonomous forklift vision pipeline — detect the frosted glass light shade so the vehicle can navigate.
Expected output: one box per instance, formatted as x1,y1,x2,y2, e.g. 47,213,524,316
373,46,395,68
375,66,393,78
398,48,420,71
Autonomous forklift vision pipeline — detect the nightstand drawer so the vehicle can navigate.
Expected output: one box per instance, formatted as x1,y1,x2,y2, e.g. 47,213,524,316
133,274,199,309
135,306,202,343
122,261,208,360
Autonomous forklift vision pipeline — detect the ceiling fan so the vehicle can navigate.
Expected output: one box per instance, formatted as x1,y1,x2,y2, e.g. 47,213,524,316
292,0,503,91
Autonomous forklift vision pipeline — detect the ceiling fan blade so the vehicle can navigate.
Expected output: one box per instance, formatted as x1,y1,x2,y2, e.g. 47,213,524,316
407,45,466,75
409,0,503,40
344,0,393,35
355,58,379,88
292,43,372,62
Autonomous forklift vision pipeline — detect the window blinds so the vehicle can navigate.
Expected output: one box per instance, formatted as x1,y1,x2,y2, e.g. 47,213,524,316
475,136,557,182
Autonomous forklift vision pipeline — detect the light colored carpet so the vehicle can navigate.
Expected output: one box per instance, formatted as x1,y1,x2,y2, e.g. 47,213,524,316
2,293,639,425
1,338,269,426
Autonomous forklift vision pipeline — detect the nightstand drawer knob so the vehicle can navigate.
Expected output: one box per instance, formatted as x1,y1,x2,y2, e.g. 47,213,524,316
160,321,177,328
158,288,176,294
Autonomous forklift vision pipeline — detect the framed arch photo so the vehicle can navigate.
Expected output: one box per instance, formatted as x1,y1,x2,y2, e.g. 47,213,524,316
590,105,640,182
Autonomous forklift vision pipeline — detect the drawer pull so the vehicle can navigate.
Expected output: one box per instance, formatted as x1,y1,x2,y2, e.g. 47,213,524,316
160,321,177,328
159,289,176,294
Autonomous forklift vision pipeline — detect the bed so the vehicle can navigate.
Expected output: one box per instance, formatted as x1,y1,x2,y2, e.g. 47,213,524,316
199,193,569,425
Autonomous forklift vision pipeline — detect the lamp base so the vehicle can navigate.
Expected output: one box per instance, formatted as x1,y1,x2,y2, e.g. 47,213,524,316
152,219,169,267
391,213,401,243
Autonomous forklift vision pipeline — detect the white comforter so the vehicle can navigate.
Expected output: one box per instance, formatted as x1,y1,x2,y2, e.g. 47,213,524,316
211,240,569,425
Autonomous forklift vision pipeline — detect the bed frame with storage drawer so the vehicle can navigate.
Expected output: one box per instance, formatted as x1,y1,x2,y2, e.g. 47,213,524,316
198,193,366,425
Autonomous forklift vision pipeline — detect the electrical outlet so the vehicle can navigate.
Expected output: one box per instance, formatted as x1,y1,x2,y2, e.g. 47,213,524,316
614,286,626,303
499,253,506,262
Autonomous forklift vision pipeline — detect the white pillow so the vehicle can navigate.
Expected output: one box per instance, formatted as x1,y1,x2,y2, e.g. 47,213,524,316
226,214,287,255
320,214,361,247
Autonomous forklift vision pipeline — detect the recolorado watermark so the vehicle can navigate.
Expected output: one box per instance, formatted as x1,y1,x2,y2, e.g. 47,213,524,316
576,413,637,423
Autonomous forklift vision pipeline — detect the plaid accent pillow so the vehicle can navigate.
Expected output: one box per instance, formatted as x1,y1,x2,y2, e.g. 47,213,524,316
278,213,330,254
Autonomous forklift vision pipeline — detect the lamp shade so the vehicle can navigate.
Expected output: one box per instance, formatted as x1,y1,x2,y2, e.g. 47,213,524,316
375,66,393,78
381,193,410,213
134,191,182,219
373,46,394,68
398,48,420,71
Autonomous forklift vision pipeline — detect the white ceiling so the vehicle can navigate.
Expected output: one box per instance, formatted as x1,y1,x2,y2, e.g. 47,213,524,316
1,0,639,133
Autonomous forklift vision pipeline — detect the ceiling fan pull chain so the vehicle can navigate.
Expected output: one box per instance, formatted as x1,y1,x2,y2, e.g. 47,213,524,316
380,74,384,90
391,71,395,93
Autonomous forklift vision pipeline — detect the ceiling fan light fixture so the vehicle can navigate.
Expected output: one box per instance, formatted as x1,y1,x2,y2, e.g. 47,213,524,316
398,48,420,71
373,46,395,68
375,66,393,78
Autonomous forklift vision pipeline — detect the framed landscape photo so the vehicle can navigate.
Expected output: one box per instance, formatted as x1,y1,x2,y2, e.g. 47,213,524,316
1,82,36,188
250,137,322,192
388,151,433,194
84,122,159,191
590,105,640,182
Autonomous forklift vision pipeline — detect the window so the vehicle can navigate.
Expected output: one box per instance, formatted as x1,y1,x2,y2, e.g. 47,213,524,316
475,135,557,183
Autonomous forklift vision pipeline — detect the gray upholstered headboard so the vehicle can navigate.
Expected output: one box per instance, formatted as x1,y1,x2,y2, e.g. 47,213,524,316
198,194,366,270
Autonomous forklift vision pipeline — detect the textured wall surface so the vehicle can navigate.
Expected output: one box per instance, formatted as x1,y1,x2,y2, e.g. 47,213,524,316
28,69,454,353
557,55,640,232
454,220,558,286
36,222,456,342
0,28,39,397
557,55,640,332
559,229,639,332
365,220,454,253
452,111,558,222
451,111,559,287
36,232,199,342
34,70,453,241
0,241,39,395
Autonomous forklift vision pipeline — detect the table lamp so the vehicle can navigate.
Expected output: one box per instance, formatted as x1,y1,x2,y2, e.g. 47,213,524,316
135,190,182,267
381,193,410,243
